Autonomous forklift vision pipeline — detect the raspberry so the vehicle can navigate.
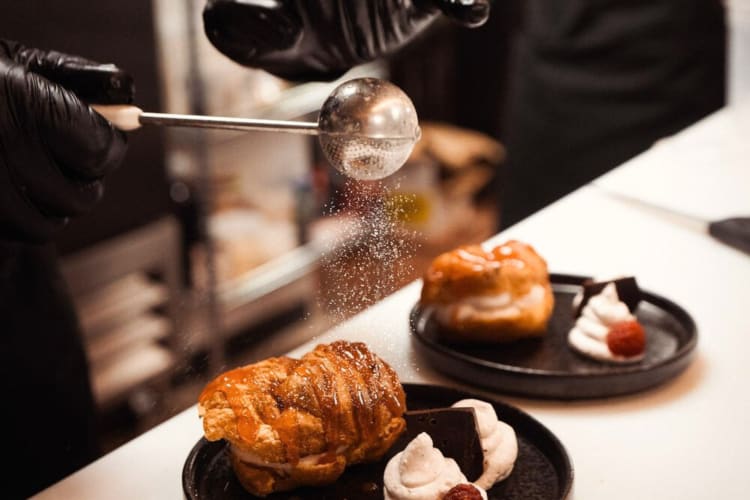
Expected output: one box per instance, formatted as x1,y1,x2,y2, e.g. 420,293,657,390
607,320,646,357
443,483,484,500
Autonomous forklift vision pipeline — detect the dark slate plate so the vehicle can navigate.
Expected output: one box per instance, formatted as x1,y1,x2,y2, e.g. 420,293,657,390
183,384,573,500
411,274,698,399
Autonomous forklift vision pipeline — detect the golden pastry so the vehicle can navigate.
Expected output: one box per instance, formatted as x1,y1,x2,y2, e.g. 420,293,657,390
198,341,406,496
420,240,554,342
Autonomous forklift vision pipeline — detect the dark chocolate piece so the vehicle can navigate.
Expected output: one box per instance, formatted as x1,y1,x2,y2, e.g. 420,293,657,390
384,407,484,482
574,276,641,317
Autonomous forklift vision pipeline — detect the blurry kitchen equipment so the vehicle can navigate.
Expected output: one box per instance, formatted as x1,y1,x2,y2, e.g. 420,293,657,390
60,217,182,424
401,122,503,237
728,0,750,137
409,122,505,171
599,187,750,256
94,77,420,181
190,208,297,289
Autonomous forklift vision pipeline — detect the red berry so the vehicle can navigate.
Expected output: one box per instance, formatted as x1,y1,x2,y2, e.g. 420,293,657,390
443,483,484,500
607,320,646,357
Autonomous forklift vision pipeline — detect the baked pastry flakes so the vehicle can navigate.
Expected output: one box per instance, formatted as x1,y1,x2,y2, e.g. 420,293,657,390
198,341,406,496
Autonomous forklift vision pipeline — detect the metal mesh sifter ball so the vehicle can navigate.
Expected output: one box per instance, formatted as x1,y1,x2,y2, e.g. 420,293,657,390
317,78,421,180
93,77,421,181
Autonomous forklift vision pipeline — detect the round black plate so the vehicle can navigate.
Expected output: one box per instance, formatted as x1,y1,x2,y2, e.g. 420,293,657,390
183,383,573,500
411,274,698,399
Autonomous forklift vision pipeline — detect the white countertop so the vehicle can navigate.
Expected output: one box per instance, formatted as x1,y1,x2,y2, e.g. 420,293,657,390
35,108,750,499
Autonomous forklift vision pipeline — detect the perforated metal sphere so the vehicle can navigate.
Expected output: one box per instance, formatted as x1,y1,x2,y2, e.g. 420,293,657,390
317,78,421,181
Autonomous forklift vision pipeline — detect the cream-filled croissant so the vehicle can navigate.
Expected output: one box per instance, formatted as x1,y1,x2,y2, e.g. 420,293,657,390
198,341,406,497
420,240,554,342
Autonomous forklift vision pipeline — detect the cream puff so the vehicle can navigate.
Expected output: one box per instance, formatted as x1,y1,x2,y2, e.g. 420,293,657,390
420,240,554,342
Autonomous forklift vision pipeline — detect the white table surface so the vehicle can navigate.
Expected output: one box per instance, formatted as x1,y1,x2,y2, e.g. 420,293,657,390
35,108,750,500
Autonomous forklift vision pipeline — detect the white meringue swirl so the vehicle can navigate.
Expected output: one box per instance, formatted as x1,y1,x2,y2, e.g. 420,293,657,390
451,399,518,490
383,433,468,500
568,282,642,363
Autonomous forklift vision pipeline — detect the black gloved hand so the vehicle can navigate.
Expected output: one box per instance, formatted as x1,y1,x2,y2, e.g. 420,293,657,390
0,40,134,243
203,0,491,81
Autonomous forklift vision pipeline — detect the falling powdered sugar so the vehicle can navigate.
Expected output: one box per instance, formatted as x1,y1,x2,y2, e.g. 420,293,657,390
316,179,422,322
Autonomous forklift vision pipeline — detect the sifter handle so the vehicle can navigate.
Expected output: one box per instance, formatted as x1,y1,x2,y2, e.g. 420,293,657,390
91,104,319,135
92,104,144,131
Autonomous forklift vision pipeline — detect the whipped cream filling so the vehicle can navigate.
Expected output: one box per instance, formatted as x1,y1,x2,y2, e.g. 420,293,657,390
231,444,348,472
383,433,481,500
568,282,642,363
451,399,518,489
436,284,546,324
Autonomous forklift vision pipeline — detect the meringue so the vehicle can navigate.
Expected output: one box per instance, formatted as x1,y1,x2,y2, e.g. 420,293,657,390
451,399,518,489
383,433,468,500
568,282,643,363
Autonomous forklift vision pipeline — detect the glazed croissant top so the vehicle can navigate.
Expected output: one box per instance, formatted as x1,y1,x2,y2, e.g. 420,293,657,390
198,341,407,467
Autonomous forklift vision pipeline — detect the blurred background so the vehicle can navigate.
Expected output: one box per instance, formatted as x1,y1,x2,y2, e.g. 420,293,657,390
0,0,725,453
0,0,516,451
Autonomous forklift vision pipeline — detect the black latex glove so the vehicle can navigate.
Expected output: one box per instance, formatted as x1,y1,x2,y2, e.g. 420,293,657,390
0,40,134,243
203,0,491,81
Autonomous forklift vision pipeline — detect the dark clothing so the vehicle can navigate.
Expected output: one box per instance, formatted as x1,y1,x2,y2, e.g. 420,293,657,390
0,242,99,499
501,0,726,227
0,30,136,499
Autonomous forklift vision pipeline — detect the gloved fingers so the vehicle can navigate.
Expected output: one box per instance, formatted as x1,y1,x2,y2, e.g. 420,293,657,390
6,40,134,104
17,67,128,181
424,0,491,27
203,0,302,65
3,70,107,216
7,131,106,217
0,42,126,243
0,166,69,243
